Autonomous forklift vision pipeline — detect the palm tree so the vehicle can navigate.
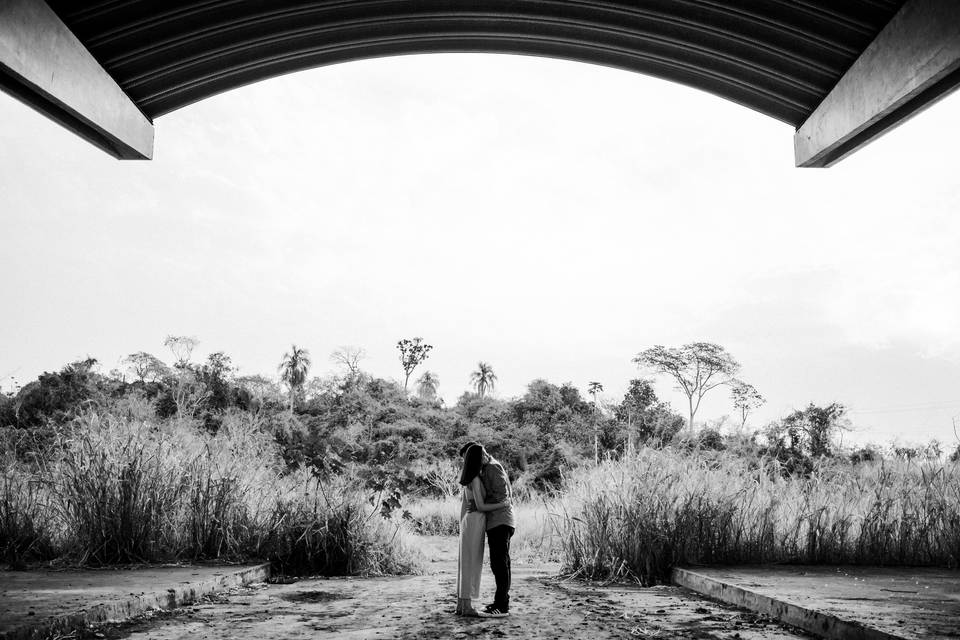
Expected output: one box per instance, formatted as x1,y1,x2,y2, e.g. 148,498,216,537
470,362,497,399
588,381,604,464
416,371,440,401
278,345,311,413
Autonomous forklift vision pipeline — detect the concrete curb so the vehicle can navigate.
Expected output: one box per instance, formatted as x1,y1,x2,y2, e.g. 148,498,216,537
672,567,907,640
0,563,271,640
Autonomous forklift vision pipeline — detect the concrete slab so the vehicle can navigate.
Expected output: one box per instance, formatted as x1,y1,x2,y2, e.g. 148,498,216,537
673,565,960,640
0,563,270,640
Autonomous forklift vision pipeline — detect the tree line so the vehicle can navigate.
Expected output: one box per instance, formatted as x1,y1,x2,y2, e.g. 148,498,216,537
2,337,955,489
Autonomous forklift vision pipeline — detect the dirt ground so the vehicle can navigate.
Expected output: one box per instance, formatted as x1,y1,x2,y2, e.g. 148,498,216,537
87,537,811,640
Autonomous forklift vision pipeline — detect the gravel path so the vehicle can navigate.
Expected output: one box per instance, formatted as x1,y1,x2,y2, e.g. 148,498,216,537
90,537,812,640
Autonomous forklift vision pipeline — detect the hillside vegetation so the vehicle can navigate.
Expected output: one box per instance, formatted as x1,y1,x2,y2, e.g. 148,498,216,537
2,342,958,582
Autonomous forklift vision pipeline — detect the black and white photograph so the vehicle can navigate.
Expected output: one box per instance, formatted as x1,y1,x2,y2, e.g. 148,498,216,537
1,2,959,639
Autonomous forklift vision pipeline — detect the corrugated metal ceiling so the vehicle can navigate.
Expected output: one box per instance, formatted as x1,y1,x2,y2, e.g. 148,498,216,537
47,1,906,126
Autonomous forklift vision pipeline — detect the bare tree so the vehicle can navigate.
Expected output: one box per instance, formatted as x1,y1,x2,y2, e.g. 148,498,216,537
171,370,209,421
330,346,366,379
160,337,204,420
397,337,432,392
163,335,199,368
633,342,740,432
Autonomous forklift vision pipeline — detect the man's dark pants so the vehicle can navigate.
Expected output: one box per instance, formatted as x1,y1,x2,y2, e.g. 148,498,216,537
487,525,514,611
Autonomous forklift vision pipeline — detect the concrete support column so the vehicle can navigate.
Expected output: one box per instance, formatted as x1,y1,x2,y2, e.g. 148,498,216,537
795,0,960,167
0,0,154,159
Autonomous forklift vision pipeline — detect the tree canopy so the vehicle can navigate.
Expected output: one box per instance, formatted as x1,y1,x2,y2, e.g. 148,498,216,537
397,338,432,392
634,342,740,431
730,380,765,428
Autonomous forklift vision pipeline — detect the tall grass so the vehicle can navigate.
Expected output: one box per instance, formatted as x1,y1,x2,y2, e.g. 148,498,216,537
50,416,189,564
558,448,960,585
0,409,421,575
0,462,56,565
268,469,421,576
7,409,958,583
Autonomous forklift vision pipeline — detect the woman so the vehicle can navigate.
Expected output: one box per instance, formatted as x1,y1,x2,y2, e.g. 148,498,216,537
455,444,509,617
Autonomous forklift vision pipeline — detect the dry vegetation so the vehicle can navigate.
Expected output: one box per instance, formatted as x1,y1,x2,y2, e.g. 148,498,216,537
1,410,422,575
4,408,959,585
558,449,960,584
3,350,959,584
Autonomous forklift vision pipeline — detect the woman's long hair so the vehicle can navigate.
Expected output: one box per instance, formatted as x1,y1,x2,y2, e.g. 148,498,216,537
458,444,484,486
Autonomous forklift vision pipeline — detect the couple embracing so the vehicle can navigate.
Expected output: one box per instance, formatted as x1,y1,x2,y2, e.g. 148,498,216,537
455,441,514,617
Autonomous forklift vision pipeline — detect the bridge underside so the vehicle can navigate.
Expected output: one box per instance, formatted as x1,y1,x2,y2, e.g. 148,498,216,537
2,0,958,165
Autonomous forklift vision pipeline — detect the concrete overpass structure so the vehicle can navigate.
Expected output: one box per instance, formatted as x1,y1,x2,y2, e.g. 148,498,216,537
1,0,958,166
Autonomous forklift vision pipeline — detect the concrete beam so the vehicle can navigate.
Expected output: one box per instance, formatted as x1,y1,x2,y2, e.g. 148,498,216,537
795,0,960,168
0,0,153,159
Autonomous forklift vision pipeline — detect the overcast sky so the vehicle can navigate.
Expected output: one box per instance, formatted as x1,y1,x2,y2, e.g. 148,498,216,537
2,53,959,446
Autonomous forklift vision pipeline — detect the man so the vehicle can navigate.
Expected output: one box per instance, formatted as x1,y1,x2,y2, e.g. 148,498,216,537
458,441,515,616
